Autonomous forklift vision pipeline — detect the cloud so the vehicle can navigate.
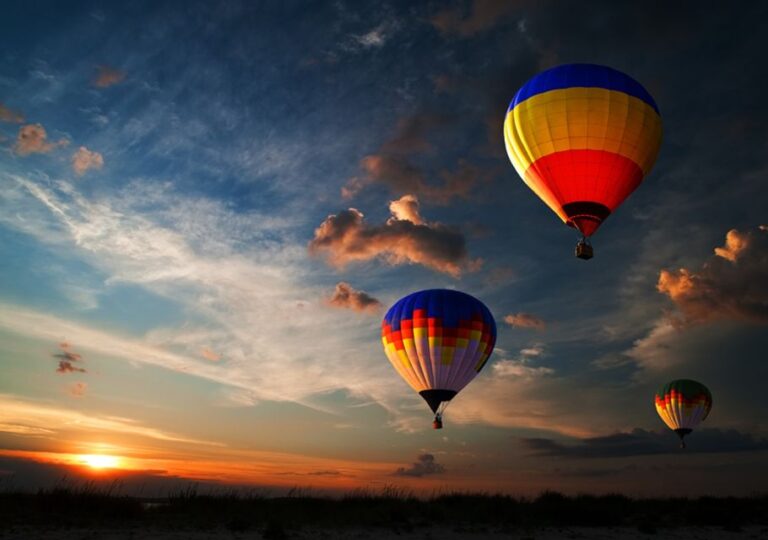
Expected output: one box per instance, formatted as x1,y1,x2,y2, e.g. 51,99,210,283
393,453,445,477
200,347,221,362
0,393,222,446
327,282,382,313
53,342,86,374
309,195,472,277
92,65,125,87
430,0,519,37
69,382,87,397
387,193,423,225
381,114,451,155
0,102,24,123
349,21,398,49
13,124,68,155
445,346,631,438
0,175,411,417
504,312,546,330
657,227,768,324
520,428,768,458
71,146,104,176
341,115,491,204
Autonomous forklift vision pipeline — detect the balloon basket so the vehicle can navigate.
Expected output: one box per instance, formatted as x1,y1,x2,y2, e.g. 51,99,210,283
432,418,443,430
575,239,593,260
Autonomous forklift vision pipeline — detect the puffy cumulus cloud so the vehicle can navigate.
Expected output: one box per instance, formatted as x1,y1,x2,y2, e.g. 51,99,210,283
348,20,399,50
430,0,519,37
388,194,422,225
341,114,491,204
13,124,68,156
504,312,546,330
714,228,750,262
657,227,768,325
92,65,125,87
346,155,486,205
200,347,221,362
69,382,87,397
308,195,472,277
0,102,24,123
53,342,86,374
327,282,382,313
380,113,452,155
393,453,445,477
71,146,104,176
520,428,768,458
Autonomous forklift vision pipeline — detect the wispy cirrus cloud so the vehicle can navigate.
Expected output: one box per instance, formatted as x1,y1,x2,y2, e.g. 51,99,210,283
309,195,474,277
0,174,409,418
0,393,223,446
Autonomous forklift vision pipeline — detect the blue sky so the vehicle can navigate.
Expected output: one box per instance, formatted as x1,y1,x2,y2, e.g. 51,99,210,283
1,0,767,495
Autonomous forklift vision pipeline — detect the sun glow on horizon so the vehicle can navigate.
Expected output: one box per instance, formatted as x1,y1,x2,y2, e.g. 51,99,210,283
79,454,121,470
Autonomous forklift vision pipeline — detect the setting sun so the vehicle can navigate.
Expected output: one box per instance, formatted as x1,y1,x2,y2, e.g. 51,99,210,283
79,454,121,470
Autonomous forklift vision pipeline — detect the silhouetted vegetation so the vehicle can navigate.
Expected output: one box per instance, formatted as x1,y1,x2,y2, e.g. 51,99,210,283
1,484,767,533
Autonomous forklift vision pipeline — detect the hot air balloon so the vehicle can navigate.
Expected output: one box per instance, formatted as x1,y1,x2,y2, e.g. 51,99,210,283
504,64,663,259
381,289,496,429
654,379,712,448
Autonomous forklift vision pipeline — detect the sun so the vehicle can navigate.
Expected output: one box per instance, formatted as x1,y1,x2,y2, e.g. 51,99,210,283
79,454,121,470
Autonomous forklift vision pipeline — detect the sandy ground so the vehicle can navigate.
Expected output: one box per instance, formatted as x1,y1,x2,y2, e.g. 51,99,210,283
1,527,766,540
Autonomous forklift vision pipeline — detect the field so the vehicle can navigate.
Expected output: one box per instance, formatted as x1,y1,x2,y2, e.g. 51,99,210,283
1,487,767,539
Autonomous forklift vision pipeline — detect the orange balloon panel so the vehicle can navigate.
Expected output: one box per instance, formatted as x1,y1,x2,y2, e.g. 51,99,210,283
504,64,662,237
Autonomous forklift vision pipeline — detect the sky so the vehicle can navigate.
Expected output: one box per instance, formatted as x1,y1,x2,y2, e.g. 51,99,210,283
1,0,767,497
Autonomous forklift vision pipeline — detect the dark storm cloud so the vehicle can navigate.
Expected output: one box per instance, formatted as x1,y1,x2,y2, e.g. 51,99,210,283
393,453,445,477
657,227,768,325
521,428,768,458
327,282,382,313
309,196,473,276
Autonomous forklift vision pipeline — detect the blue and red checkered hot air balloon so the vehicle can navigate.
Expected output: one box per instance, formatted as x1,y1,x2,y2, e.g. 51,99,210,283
381,289,497,429
504,64,663,259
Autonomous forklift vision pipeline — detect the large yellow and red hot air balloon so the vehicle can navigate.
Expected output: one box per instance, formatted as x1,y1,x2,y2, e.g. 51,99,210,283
381,289,496,429
504,64,663,259
655,379,713,449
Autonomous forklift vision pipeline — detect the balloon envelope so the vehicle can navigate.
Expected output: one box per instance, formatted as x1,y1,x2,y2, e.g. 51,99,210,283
381,289,496,415
655,379,712,434
504,64,662,237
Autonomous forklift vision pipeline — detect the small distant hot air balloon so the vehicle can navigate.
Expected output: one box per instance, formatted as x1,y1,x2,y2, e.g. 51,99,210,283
654,379,712,448
504,64,663,259
381,289,496,429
